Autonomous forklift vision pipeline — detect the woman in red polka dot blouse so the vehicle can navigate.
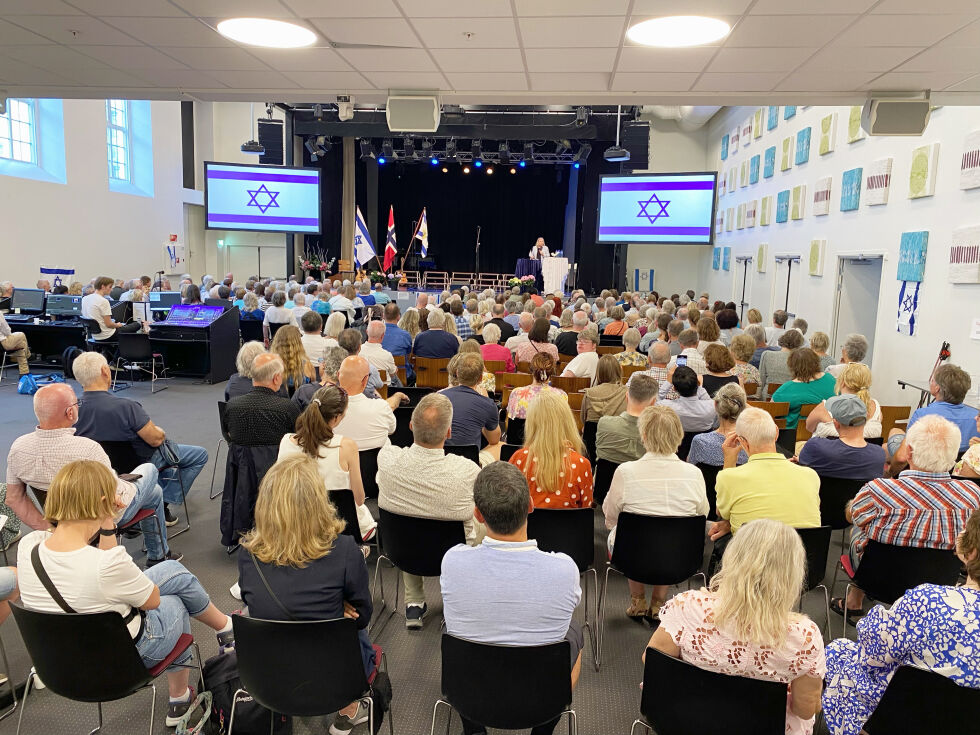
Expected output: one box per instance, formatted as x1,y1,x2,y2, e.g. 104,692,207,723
508,390,593,509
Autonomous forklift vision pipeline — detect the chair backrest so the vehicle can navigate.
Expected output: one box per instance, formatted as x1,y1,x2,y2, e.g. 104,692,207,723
611,513,707,585
10,601,151,703
552,376,589,393
765,381,783,399
328,489,363,544
855,541,963,605
81,317,111,342
678,431,699,461
748,400,789,429
638,647,787,735
582,420,598,463
694,463,722,520
441,634,571,731
743,381,759,399
795,403,820,441
499,443,522,462
358,447,382,499
377,508,466,577
862,665,980,734
622,365,646,382
484,359,507,375
268,321,288,339
500,372,533,390
98,440,144,475
596,345,620,355
392,353,407,384
399,385,434,406
217,400,231,443
117,332,153,361
444,444,480,464
240,319,264,343
794,525,832,592
391,405,414,447
878,405,911,440
526,507,594,573
232,615,368,718
415,357,451,388
516,360,531,374
818,475,867,529
506,417,526,445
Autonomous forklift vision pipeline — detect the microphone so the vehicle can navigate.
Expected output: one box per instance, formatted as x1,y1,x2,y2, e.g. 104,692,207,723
156,270,165,274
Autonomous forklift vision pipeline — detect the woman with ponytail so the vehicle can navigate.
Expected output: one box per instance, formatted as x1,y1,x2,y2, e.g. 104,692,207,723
506,352,568,420
804,362,882,439
277,384,377,541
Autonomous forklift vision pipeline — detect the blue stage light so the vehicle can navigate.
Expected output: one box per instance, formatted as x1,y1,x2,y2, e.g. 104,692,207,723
430,157,438,165
573,162,580,169
519,160,526,168
474,159,483,168
378,156,386,164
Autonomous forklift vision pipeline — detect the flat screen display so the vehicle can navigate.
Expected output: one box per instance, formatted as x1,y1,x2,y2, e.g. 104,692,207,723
11,288,45,313
205,161,321,234
597,172,717,245
45,294,82,316
148,291,181,310
163,304,224,328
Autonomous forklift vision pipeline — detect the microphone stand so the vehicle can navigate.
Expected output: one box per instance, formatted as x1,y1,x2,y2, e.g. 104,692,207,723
475,225,481,276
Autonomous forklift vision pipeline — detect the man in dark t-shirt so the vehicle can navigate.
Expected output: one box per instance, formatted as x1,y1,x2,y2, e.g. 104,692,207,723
412,310,460,359
487,303,517,342
225,354,300,446
554,310,589,356
442,353,501,453
797,394,885,481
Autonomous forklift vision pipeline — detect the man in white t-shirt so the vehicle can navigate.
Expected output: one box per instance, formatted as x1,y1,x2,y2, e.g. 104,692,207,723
82,276,146,340
360,320,401,386
334,356,407,450
561,325,600,382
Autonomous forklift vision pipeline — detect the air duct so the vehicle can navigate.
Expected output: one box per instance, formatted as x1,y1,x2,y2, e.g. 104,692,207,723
643,105,722,132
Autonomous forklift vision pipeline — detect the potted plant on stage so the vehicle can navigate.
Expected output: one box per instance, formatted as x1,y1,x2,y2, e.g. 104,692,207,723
519,274,536,293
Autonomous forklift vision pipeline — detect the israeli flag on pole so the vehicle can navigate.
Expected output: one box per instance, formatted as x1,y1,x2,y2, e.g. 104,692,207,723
353,206,377,269
415,207,429,258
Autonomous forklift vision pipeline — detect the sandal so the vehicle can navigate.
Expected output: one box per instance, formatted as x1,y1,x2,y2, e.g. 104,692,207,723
626,596,647,619
830,597,864,625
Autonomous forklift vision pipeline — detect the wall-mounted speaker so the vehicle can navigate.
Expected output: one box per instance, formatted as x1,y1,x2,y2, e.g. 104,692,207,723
258,119,284,165
621,121,650,171
386,95,441,133
861,97,931,136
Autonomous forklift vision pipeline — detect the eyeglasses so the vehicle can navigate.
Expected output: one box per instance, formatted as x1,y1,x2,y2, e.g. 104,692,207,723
65,399,83,414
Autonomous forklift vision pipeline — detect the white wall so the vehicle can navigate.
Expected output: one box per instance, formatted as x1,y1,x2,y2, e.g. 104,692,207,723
625,115,713,294
705,104,980,406
1,99,184,287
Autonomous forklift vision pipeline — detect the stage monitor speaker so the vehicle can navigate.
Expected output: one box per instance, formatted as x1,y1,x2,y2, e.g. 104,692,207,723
621,121,650,171
449,283,468,292
861,97,931,136
258,119,284,165
386,95,440,133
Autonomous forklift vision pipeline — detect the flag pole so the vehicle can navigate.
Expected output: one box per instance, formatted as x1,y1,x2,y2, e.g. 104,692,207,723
403,208,425,263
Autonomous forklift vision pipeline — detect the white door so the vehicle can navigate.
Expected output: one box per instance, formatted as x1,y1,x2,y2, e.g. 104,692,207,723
770,256,802,319
832,256,883,368
735,257,753,322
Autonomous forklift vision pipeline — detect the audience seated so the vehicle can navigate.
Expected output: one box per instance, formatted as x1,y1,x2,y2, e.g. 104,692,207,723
659,366,716,433
596,374,659,463
715,308,742,346
627,341,671,388
602,305,628,336
83,276,147,340
299,310,328,368
554,310,587,356
263,291,296,342
805,362,882,439
695,317,724,354
809,331,835,371
581,355,627,423
509,391,592,508
826,333,869,379
377,393,482,629
613,328,646,368
507,353,568,420
836,415,980,621
442,353,501,457
441,461,582,735
238,456,375,735
515,317,559,366
478,322,515,372
759,328,805,396
0,311,30,376
603,405,708,620
798,395,885,480
271,325,316,396
227,341,275,401
361,320,401,387
666,328,706,375
454,341,497,394
225,354,300,446
334,356,406,450
239,291,264,321
412,309,459,359
729,333,761,385
18,460,234,725
771,348,837,429
686,383,749,466
381,303,414,382
700,343,740,396
764,309,789,347
293,346,347,411
560,325,600,382
338,328,385,398
504,312,533,353
745,324,773,370
646,519,825,734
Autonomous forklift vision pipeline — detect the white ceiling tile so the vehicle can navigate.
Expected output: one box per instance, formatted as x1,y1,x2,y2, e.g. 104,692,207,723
59,67,152,86
864,70,976,90
0,0,82,13
525,47,617,73
725,14,855,47
105,17,232,46
281,70,373,88
632,0,750,14
430,47,525,72
0,56,74,83
249,47,353,72
517,0,630,16
282,0,399,16
832,14,976,46
895,46,980,72
692,72,786,91
106,67,224,87
750,0,876,13
169,0,297,18
943,73,980,91
398,0,513,17
310,18,420,47
616,46,715,73
530,71,608,91
418,18,519,48
610,72,698,91
519,16,626,47
66,0,186,15
157,47,271,71
337,48,437,71
7,44,112,70
446,72,528,90
801,46,923,72
932,19,980,46
78,45,190,69
207,70,298,87
12,15,139,44
871,0,980,13
0,19,54,44
774,69,878,91
361,71,447,89
707,46,817,72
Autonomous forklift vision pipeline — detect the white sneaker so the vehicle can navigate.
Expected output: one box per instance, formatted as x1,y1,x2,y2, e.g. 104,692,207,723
32,672,46,690
230,582,242,600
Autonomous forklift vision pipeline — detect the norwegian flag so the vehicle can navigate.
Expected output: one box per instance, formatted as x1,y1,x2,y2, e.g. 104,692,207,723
383,205,397,273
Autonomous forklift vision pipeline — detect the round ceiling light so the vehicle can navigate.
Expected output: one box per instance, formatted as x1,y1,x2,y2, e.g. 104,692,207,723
626,15,730,47
217,18,316,48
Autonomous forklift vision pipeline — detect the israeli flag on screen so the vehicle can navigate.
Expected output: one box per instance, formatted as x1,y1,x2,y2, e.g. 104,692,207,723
206,163,321,234
597,174,716,244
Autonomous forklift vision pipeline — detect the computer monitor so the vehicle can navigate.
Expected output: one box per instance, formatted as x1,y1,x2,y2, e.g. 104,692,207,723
11,288,45,314
45,294,82,317
163,304,224,327
132,302,150,323
204,298,232,310
148,291,181,311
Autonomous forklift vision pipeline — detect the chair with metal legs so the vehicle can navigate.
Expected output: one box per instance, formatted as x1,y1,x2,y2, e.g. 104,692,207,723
795,525,833,637
0,633,18,724
209,401,231,500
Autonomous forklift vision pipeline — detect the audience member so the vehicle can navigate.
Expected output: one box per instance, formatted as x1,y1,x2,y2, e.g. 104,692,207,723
614,328,647,367
805,363,882,439
0,311,30,376
686,383,749,467
728,333,761,386
700,343,739,396
826,333,868,379
627,341,671,388
507,352,568,421
83,276,146,339
486,303,516,343
759,328,805,396
224,354,300,446
449,299,472,339
765,309,789,347
324,311,347,346
381,303,414,382
361,320,400,386
554,310,587,356
666,328,706,375
240,292,263,321
603,305,628,336
716,309,741,345
442,353,501,454
771,348,837,429
299,310,327,367
293,346,347,412
337,327,385,398
412,310,459,359
695,317,724,354
333,356,406,450
561,325,600,382
745,324,773,369
809,331,835,371
659,366,716,433
271,324,316,395
581,355,627,422
479,322,515,372
596,374,659,463
504,312,534,353
798,395,885,481
515,317,559,366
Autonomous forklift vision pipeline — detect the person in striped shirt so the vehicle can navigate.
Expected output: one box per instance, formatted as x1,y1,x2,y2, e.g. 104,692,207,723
834,414,980,622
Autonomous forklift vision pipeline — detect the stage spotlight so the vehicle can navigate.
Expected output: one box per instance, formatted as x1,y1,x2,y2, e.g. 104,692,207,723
359,139,375,161
498,142,511,164
442,167,449,173
486,167,494,174
382,139,394,158
318,136,332,153
573,142,592,164
575,106,590,127
471,139,482,158
378,156,386,164
404,137,416,159
430,157,439,165
510,167,516,174
519,160,527,168
446,139,457,159
304,137,317,158
474,159,483,168
573,162,580,169
522,142,533,163
421,139,433,158
305,135,328,161
463,166,471,174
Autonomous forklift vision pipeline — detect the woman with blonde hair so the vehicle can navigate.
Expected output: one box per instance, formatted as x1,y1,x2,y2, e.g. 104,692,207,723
746,307,763,326
270,324,316,395
809,331,835,371
508,390,592,509
238,456,375,734
646,519,826,734
398,308,421,340
581,354,627,423
687,307,701,328
67,281,83,296
507,352,567,420
469,313,486,344
804,361,882,439
324,311,347,344
729,333,761,386
19,460,235,726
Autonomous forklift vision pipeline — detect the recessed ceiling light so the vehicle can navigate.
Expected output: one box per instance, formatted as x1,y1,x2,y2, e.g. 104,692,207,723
217,18,316,48
626,15,730,48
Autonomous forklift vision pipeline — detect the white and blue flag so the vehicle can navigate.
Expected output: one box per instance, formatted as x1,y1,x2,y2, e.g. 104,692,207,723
415,207,429,258
353,206,377,269
205,163,321,234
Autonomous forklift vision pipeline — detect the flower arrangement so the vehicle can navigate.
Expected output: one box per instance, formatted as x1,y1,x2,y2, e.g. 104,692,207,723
368,270,387,285
297,247,331,274
508,275,536,287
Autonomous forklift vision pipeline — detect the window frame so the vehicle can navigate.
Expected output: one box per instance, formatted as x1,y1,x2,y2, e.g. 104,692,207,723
106,98,132,184
0,97,39,165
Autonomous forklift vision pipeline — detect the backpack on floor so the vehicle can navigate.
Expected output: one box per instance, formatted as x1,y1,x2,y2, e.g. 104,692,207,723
62,346,85,380
203,650,290,735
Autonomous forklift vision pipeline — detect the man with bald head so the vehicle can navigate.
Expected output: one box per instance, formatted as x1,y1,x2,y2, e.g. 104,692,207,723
5,383,179,564
224,353,300,446
335,355,407,450
361,320,401,387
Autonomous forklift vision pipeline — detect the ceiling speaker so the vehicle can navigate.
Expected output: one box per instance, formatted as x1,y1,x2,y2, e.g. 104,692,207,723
861,97,931,136
386,95,440,133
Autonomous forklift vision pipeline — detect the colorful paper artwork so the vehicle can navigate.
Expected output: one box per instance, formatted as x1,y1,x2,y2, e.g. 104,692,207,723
715,210,725,235
780,136,794,171
841,167,863,211
763,146,776,179
808,239,826,277
727,167,736,193
776,190,790,223
730,126,740,154
721,133,729,161
737,202,746,229
749,154,760,185
847,106,866,143
713,247,722,270
813,176,832,216
784,106,797,120
742,117,753,147
746,199,757,228
725,207,734,232
767,106,779,131
753,108,764,139
760,195,773,226
949,225,980,284
740,160,748,188
757,243,768,273
908,142,940,199
791,184,807,220
897,231,929,282
819,113,837,155
723,247,732,271
866,158,893,206
795,127,811,165
897,281,920,336
960,130,980,190
719,172,727,197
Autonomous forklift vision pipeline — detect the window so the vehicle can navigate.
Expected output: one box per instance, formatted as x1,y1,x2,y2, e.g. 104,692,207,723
0,98,37,164
106,99,131,182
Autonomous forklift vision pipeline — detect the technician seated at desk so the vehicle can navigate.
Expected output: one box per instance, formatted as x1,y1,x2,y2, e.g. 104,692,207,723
0,312,30,376
83,276,147,340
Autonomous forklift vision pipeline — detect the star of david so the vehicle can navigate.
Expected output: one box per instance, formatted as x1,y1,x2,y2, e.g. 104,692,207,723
355,235,363,246
246,183,280,214
902,293,914,311
637,193,670,224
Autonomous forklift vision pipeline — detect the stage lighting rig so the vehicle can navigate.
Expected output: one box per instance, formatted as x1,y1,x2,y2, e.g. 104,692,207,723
382,139,395,159
575,106,590,127
404,137,417,159
446,139,458,159
498,142,511,164
573,142,592,164
359,139,376,161
471,139,483,161
522,142,533,163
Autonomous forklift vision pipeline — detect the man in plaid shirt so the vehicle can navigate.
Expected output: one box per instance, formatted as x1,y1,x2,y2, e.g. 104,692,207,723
837,414,980,618
450,300,473,340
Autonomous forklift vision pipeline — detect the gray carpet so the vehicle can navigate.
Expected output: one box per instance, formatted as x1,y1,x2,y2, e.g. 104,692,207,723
0,376,842,734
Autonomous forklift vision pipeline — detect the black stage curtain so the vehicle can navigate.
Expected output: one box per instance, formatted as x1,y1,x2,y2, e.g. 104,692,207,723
300,147,345,265
573,151,621,295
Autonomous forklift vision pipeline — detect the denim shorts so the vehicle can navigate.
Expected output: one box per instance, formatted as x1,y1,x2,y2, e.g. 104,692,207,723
0,568,16,600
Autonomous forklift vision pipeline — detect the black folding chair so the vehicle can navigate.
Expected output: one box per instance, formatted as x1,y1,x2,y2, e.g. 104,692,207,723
527,508,600,671
593,458,620,506
239,319,264,344
231,615,392,735
694,463,722,520
677,431,700,462
582,421,598,463
862,665,980,734
598,514,707,666
328,489,377,549
631,647,787,735
499,443,522,462
11,601,203,735
111,333,168,393
268,321,289,340
444,444,480,464
359,447,382,500
795,525,832,637
390,406,414,448
818,475,868,592
430,634,576,735
505,417,526,445
208,401,231,500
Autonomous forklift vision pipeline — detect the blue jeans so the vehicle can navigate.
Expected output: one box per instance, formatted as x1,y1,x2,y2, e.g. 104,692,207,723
136,561,211,671
151,444,209,506
118,463,169,560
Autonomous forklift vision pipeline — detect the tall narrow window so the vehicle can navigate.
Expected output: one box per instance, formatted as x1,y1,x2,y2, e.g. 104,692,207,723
0,98,37,164
106,98,131,182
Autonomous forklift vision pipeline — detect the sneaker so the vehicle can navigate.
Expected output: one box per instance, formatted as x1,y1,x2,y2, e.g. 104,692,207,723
405,603,427,630
626,595,647,620
328,700,370,735
146,550,184,567
230,581,242,600
165,687,196,728
164,504,179,527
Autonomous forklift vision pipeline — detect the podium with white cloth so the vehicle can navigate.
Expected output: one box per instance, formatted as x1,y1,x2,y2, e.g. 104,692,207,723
541,257,570,294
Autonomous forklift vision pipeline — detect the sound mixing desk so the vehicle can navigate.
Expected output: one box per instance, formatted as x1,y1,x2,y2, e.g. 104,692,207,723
148,304,238,383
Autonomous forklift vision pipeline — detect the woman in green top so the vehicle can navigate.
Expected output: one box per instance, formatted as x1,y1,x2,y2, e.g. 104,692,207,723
771,348,837,429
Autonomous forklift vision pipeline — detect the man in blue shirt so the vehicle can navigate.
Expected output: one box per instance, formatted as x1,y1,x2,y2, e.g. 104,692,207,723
412,310,459,359
381,303,414,382
442,354,500,451
798,395,885,481
372,283,391,305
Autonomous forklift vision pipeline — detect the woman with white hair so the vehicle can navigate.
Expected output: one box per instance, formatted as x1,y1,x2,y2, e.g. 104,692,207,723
323,311,346,346
614,328,647,367
646,519,826,734
479,322,514,372
225,341,284,401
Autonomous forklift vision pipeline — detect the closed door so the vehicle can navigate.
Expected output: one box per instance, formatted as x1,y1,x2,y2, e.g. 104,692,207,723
736,258,753,321
832,256,883,368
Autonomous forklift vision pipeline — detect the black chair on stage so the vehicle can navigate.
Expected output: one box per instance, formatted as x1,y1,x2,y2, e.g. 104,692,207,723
795,525,832,636
630,647,787,735
593,458,620,506
862,665,980,734
582,421,598,463
430,635,576,735
444,444,480,464
111,332,169,393
239,319,264,344
391,406,414,448
230,616,393,735
10,601,203,735
499,443,522,462
598,514,707,666
505,417,525,445
526,508,599,671
359,447,382,500
694,463,722,520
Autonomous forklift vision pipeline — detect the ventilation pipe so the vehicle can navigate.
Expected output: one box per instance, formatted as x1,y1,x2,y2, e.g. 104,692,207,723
643,105,722,132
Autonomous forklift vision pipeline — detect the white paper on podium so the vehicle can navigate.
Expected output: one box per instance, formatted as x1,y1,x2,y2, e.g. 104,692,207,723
542,257,570,294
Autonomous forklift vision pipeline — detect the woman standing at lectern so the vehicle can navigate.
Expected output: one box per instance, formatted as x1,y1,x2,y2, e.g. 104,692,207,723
528,237,550,259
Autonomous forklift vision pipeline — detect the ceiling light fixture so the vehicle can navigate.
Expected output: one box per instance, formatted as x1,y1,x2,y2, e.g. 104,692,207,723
217,18,316,48
626,15,730,47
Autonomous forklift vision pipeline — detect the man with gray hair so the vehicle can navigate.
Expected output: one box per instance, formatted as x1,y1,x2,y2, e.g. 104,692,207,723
488,302,517,342
765,309,789,347
361,320,401,387
504,312,534,353
629,341,672,389
377,392,482,629
826,332,868,378
597,373,660,465
225,353,300,446
667,328,707,375
555,310,589,356
746,324,776,368
412,308,459,359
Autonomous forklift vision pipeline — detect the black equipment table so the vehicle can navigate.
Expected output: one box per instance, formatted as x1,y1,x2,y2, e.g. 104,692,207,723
149,308,238,383
9,320,87,365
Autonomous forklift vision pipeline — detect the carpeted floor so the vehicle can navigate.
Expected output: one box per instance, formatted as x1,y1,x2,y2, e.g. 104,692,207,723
0,375,841,734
